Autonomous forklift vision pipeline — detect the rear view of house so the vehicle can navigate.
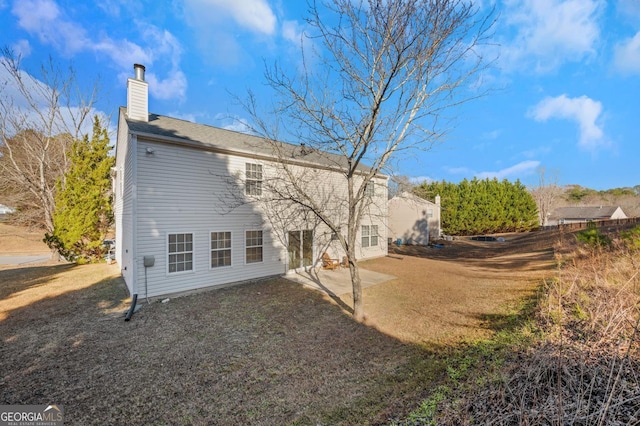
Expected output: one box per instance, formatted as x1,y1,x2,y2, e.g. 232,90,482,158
113,64,388,299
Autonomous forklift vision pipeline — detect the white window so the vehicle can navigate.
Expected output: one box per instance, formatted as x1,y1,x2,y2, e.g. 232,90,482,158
361,225,378,248
371,225,379,246
365,181,374,197
211,231,231,268
427,208,433,218
168,233,193,273
246,230,263,263
361,225,370,248
245,163,263,196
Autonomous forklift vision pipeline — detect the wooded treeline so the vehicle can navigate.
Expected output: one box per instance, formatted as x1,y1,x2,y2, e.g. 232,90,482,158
415,178,538,235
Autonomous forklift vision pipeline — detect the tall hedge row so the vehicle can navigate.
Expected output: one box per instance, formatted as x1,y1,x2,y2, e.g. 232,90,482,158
416,178,539,235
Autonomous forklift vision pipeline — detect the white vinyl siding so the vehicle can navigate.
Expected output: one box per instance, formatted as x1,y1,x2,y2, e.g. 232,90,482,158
245,230,263,263
211,231,232,268
126,136,387,298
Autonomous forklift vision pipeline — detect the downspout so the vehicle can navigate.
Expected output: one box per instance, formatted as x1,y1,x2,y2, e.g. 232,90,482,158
124,294,137,321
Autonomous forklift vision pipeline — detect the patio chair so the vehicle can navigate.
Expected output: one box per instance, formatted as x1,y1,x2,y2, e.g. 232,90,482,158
321,252,340,270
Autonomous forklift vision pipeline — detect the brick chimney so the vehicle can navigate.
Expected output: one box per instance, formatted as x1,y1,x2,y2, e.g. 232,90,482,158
127,64,148,122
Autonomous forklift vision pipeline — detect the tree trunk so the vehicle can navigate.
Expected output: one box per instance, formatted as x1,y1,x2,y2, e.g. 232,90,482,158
349,262,364,321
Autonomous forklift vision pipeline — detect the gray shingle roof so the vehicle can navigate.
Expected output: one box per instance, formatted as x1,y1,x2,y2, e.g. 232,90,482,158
121,107,374,174
550,206,621,220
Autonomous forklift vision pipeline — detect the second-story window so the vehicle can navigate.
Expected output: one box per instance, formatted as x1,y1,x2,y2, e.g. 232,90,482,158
245,163,263,196
365,181,374,197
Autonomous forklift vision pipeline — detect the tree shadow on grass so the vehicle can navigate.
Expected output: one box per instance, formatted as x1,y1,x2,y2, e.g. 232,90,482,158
0,267,454,426
0,263,76,301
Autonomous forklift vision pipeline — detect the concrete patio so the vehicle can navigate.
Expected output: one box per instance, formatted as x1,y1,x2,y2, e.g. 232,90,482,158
285,266,396,296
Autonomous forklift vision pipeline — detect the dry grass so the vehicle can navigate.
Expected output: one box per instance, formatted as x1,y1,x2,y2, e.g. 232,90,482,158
1,224,562,425
425,229,640,425
0,222,49,255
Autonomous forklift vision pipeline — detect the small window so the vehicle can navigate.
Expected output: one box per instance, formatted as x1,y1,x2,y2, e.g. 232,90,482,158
168,233,193,273
361,225,378,248
246,230,263,263
245,163,263,196
211,231,231,268
361,225,370,248
371,225,379,246
427,208,433,218
365,181,374,197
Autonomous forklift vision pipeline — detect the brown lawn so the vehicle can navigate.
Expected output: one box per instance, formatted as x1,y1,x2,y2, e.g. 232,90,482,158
0,225,557,425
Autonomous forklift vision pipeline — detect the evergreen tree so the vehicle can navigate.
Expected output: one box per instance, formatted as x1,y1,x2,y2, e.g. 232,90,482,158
47,116,114,262
416,178,538,235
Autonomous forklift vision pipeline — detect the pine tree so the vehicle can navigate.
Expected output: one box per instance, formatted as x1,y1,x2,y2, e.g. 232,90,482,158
48,116,114,262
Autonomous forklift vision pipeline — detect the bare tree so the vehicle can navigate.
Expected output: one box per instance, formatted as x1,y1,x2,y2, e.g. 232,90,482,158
530,166,562,227
242,0,495,320
0,48,98,230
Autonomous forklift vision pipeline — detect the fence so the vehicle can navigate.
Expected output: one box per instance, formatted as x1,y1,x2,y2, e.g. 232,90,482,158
541,217,640,232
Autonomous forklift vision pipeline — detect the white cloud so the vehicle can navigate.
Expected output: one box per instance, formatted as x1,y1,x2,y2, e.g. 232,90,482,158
0,63,108,138
500,0,603,73
477,160,540,179
282,20,304,44
11,0,187,101
185,0,276,35
11,39,31,58
529,94,607,150
613,31,640,75
146,71,187,101
409,176,434,184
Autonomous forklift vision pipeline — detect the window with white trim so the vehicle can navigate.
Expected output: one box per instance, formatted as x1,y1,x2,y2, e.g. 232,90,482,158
210,231,231,268
365,181,374,197
246,230,263,263
361,225,378,248
245,163,263,196
168,233,193,273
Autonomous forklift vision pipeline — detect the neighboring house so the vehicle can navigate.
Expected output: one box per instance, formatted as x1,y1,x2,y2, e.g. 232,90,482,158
0,204,16,215
388,192,441,245
114,64,388,299
547,206,628,226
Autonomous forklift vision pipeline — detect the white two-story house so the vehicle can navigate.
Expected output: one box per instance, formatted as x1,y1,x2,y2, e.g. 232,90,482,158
114,64,388,299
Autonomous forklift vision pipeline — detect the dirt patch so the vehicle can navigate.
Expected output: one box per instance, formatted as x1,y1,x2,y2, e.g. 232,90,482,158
0,229,558,425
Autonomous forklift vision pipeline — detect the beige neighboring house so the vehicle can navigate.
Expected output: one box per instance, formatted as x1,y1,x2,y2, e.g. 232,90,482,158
0,204,16,215
114,64,388,299
548,206,627,226
388,192,441,245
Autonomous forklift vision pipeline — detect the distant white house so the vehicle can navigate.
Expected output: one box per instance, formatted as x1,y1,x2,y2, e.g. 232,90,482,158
548,206,627,226
0,204,16,215
388,192,441,245
114,64,388,299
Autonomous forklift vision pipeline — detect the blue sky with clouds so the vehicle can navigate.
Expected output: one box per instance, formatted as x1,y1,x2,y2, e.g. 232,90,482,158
1,0,639,190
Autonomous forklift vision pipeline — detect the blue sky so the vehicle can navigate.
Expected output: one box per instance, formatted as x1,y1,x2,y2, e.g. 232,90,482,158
1,0,639,190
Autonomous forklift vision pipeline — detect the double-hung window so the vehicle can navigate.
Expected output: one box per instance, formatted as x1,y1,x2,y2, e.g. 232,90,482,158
246,230,263,263
168,233,193,273
211,231,231,268
245,163,263,196
365,181,375,197
361,225,379,248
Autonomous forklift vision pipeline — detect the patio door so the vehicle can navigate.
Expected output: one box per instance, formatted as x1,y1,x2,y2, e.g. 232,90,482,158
288,230,313,270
